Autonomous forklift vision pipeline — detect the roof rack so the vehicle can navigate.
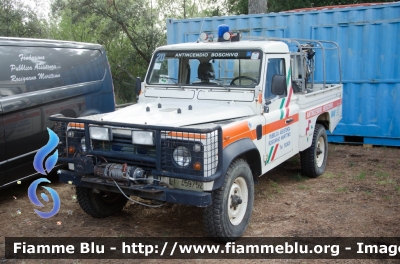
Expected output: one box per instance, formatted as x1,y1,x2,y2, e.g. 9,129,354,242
244,36,342,90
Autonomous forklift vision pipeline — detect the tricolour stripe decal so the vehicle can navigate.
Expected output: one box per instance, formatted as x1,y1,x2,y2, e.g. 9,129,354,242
279,98,286,119
285,87,293,118
266,146,274,163
284,67,293,118
271,143,280,161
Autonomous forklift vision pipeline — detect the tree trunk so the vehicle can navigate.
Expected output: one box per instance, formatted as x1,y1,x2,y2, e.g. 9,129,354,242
248,0,267,14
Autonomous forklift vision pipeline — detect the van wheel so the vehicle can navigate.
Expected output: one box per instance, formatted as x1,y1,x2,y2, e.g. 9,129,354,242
300,124,328,178
76,186,128,218
203,159,254,242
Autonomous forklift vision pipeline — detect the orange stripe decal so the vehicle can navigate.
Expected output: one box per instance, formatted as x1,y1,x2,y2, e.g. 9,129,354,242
222,114,299,149
223,121,256,148
68,122,85,128
168,132,207,139
263,114,299,136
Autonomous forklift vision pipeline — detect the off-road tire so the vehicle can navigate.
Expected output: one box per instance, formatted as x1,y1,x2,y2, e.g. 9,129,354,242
300,123,328,178
76,186,128,218
203,159,254,242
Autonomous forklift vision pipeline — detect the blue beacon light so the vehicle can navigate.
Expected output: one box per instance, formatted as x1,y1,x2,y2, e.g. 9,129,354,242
218,24,230,38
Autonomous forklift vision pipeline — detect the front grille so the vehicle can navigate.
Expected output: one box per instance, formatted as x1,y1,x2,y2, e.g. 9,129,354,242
162,130,219,177
50,116,221,178
52,121,85,158
92,134,157,157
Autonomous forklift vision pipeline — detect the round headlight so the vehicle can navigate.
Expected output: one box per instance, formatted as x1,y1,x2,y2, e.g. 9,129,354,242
173,146,191,167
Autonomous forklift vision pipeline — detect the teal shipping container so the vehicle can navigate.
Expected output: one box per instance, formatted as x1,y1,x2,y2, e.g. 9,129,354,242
166,2,400,146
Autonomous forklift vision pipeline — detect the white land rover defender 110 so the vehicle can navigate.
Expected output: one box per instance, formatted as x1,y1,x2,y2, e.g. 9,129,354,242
51,25,343,241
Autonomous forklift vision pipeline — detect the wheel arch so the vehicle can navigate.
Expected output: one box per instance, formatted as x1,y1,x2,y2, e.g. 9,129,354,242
316,112,330,130
213,138,261,190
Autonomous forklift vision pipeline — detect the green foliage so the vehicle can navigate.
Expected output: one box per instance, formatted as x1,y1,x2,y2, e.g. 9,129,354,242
335,187,347,192
160,0,227,19
49,0,227,103
356,172,366,180
12,0,393,104
322,172,335,178
51,0,166,103
298,184,310,190
52,0,164,64
292,173,306,182
227,0,248,15
268,180,282,193
375,171,389,179
0,0,48,38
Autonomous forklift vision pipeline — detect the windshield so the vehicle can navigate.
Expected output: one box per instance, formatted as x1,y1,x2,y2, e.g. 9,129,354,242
147,50,262,87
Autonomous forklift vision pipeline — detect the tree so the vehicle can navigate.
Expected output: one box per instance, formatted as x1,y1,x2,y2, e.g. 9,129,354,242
248,0,267,14
52,0,164,65
227,0,248,15
51,0,226,103
0,0,48,38
158,0,226,19
51,0,166,103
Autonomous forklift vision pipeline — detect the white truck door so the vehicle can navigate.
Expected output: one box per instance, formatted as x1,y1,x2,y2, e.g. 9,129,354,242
263,55,298,166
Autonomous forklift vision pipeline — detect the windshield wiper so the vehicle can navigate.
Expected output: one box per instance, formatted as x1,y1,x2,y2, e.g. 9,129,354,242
216,79,231,90
162,77,184,90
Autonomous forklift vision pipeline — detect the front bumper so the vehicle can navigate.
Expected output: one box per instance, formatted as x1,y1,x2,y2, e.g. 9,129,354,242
59,170,212,207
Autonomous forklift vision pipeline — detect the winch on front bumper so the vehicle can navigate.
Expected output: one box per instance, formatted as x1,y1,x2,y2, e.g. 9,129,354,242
50,115,223,207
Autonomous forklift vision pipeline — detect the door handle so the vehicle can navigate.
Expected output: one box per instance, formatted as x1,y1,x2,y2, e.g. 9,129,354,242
285,118,294,124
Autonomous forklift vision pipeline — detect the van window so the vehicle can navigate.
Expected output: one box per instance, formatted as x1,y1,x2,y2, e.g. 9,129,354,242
0,38,115,189
0,47,105,97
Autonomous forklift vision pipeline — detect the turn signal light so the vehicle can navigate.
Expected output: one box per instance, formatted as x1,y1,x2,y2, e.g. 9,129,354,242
68,146,76,154
193,162,202,170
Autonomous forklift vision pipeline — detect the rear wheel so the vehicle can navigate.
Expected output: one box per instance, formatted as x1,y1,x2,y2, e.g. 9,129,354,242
300,124,328,178
76,186,128,218
203,159,254,242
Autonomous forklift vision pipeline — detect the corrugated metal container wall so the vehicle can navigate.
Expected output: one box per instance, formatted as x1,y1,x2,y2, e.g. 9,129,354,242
166,2,400,146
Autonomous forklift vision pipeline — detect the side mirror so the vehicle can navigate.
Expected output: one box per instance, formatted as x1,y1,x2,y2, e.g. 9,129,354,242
271,74,286,96
135,77,141,96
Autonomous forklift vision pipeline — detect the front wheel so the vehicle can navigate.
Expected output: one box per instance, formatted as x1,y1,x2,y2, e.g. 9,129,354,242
300,123,328,178
203,159,254,242
76,186,128,218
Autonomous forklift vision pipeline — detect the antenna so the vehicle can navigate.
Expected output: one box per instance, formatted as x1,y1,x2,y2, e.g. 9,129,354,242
197,18,206,43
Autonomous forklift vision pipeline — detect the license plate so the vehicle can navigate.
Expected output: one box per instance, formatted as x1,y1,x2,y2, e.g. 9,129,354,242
169,178,203,191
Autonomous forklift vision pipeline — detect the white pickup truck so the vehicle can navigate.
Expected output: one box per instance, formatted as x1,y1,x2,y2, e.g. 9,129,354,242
51,27,342,241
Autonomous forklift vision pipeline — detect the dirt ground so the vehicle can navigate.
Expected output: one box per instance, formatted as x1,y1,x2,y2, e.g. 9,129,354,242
1,143,400,263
